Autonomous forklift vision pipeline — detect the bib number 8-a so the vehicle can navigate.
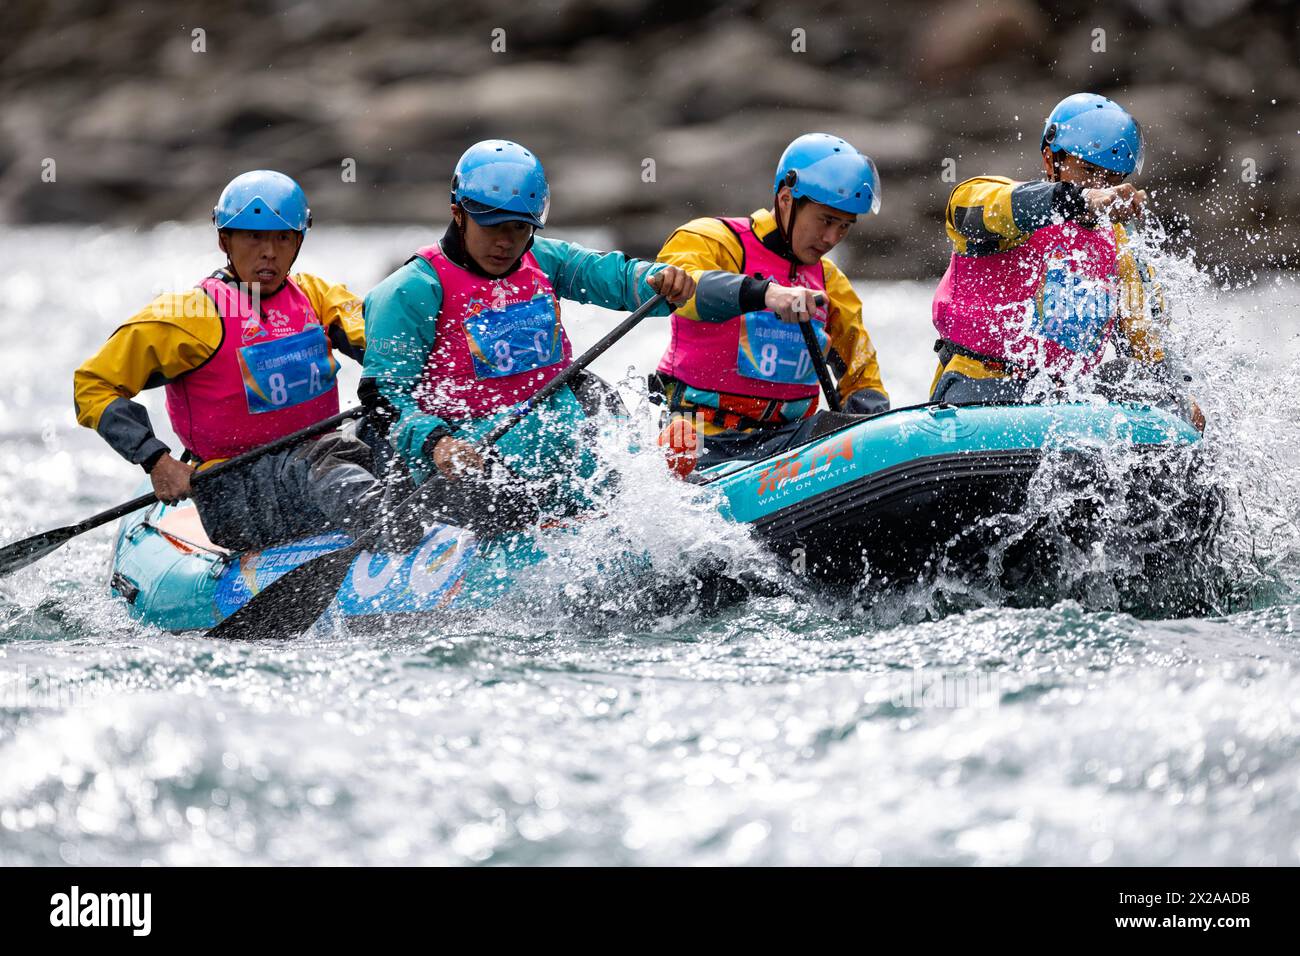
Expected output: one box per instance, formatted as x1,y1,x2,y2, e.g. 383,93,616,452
238,325,337,414
267,370,319,406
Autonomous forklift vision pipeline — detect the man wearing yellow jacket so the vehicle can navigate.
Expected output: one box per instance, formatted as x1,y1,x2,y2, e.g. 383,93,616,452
74,170,382,551
652,133,889,470
929,93,1197,427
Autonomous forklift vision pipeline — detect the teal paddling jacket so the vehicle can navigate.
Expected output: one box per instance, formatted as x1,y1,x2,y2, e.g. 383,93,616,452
362,232,673,492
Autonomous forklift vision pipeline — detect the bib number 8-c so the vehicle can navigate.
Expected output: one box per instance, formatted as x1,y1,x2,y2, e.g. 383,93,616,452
465,295,564,381
493,340,515,374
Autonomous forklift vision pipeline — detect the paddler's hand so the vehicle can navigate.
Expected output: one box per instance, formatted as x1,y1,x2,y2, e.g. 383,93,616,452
766,284,823,323
1084,183,1147,223
646,265,696,306
149,454,195,505
432,436,486,480
1189,398,1206,433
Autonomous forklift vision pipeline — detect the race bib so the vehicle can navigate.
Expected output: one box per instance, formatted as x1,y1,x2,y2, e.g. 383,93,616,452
736,311,829,386
1034,257,1115,353
237,326,337,414
464,295,563,380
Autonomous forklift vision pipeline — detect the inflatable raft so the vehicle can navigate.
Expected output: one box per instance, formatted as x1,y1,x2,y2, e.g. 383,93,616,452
109,401,1213,631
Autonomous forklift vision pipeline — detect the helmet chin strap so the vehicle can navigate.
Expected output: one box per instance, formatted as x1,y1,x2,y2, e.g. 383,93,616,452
219,235,244,285
775,188,801,282
1046,148,1069,185
454,204,468,248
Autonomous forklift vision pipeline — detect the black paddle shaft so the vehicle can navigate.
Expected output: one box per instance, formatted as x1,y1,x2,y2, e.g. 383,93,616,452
800,292,841,412
206,294,668,641
0,407,364,577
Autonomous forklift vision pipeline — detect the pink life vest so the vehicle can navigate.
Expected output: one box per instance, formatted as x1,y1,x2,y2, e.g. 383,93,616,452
932,221,1120,375
657,216,830,402
165,274,340,461
413,243,570,418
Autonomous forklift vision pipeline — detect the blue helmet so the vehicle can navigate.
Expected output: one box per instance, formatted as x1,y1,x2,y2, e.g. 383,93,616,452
1041,93,1144,175
774,133,881,215
212,170,312,232
451,140,550,229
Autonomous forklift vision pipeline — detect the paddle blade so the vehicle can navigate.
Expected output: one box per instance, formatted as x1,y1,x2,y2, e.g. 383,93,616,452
207,542,360,641
0,527,76,577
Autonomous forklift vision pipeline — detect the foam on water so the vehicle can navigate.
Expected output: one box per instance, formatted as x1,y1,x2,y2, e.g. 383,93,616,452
2,223,1299,865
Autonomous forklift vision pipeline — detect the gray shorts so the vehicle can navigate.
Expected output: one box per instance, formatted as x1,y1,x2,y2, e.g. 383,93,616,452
190,431,383,552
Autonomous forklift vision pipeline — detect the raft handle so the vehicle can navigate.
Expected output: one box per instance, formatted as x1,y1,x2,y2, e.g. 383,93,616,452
110,571,140,605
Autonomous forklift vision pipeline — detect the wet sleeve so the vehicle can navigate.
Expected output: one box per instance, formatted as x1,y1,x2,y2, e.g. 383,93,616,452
72,292,221,469
294,272,366,363
360,259,455,482
945,176,1086,255
652,219,769,322
530,236,677,317
821,263,889,413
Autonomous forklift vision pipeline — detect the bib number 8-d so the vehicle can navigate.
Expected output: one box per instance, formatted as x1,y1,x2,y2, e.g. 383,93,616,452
738,311,828,386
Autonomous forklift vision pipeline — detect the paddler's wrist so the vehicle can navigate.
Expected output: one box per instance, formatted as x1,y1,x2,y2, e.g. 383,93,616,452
1051,181,1087,223
141,447,170,474
421,426,459,460
739,276,771,313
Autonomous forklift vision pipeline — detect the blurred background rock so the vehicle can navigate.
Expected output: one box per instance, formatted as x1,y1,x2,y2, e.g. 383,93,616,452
1,0,1296,279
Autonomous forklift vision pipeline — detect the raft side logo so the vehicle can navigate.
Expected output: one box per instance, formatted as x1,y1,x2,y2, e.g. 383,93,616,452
755,433,854,497
49,886,151,936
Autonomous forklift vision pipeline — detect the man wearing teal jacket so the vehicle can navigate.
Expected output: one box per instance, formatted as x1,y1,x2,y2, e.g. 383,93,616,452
360,140,695,525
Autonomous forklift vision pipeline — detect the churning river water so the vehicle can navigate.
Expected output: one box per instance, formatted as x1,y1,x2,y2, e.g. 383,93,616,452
1,223,1299,865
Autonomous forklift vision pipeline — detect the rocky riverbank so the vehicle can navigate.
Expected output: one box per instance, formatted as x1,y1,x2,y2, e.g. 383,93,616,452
2,0,1296,278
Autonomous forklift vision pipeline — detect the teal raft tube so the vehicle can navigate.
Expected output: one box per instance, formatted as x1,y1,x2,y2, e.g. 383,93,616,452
109,402,1211,632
